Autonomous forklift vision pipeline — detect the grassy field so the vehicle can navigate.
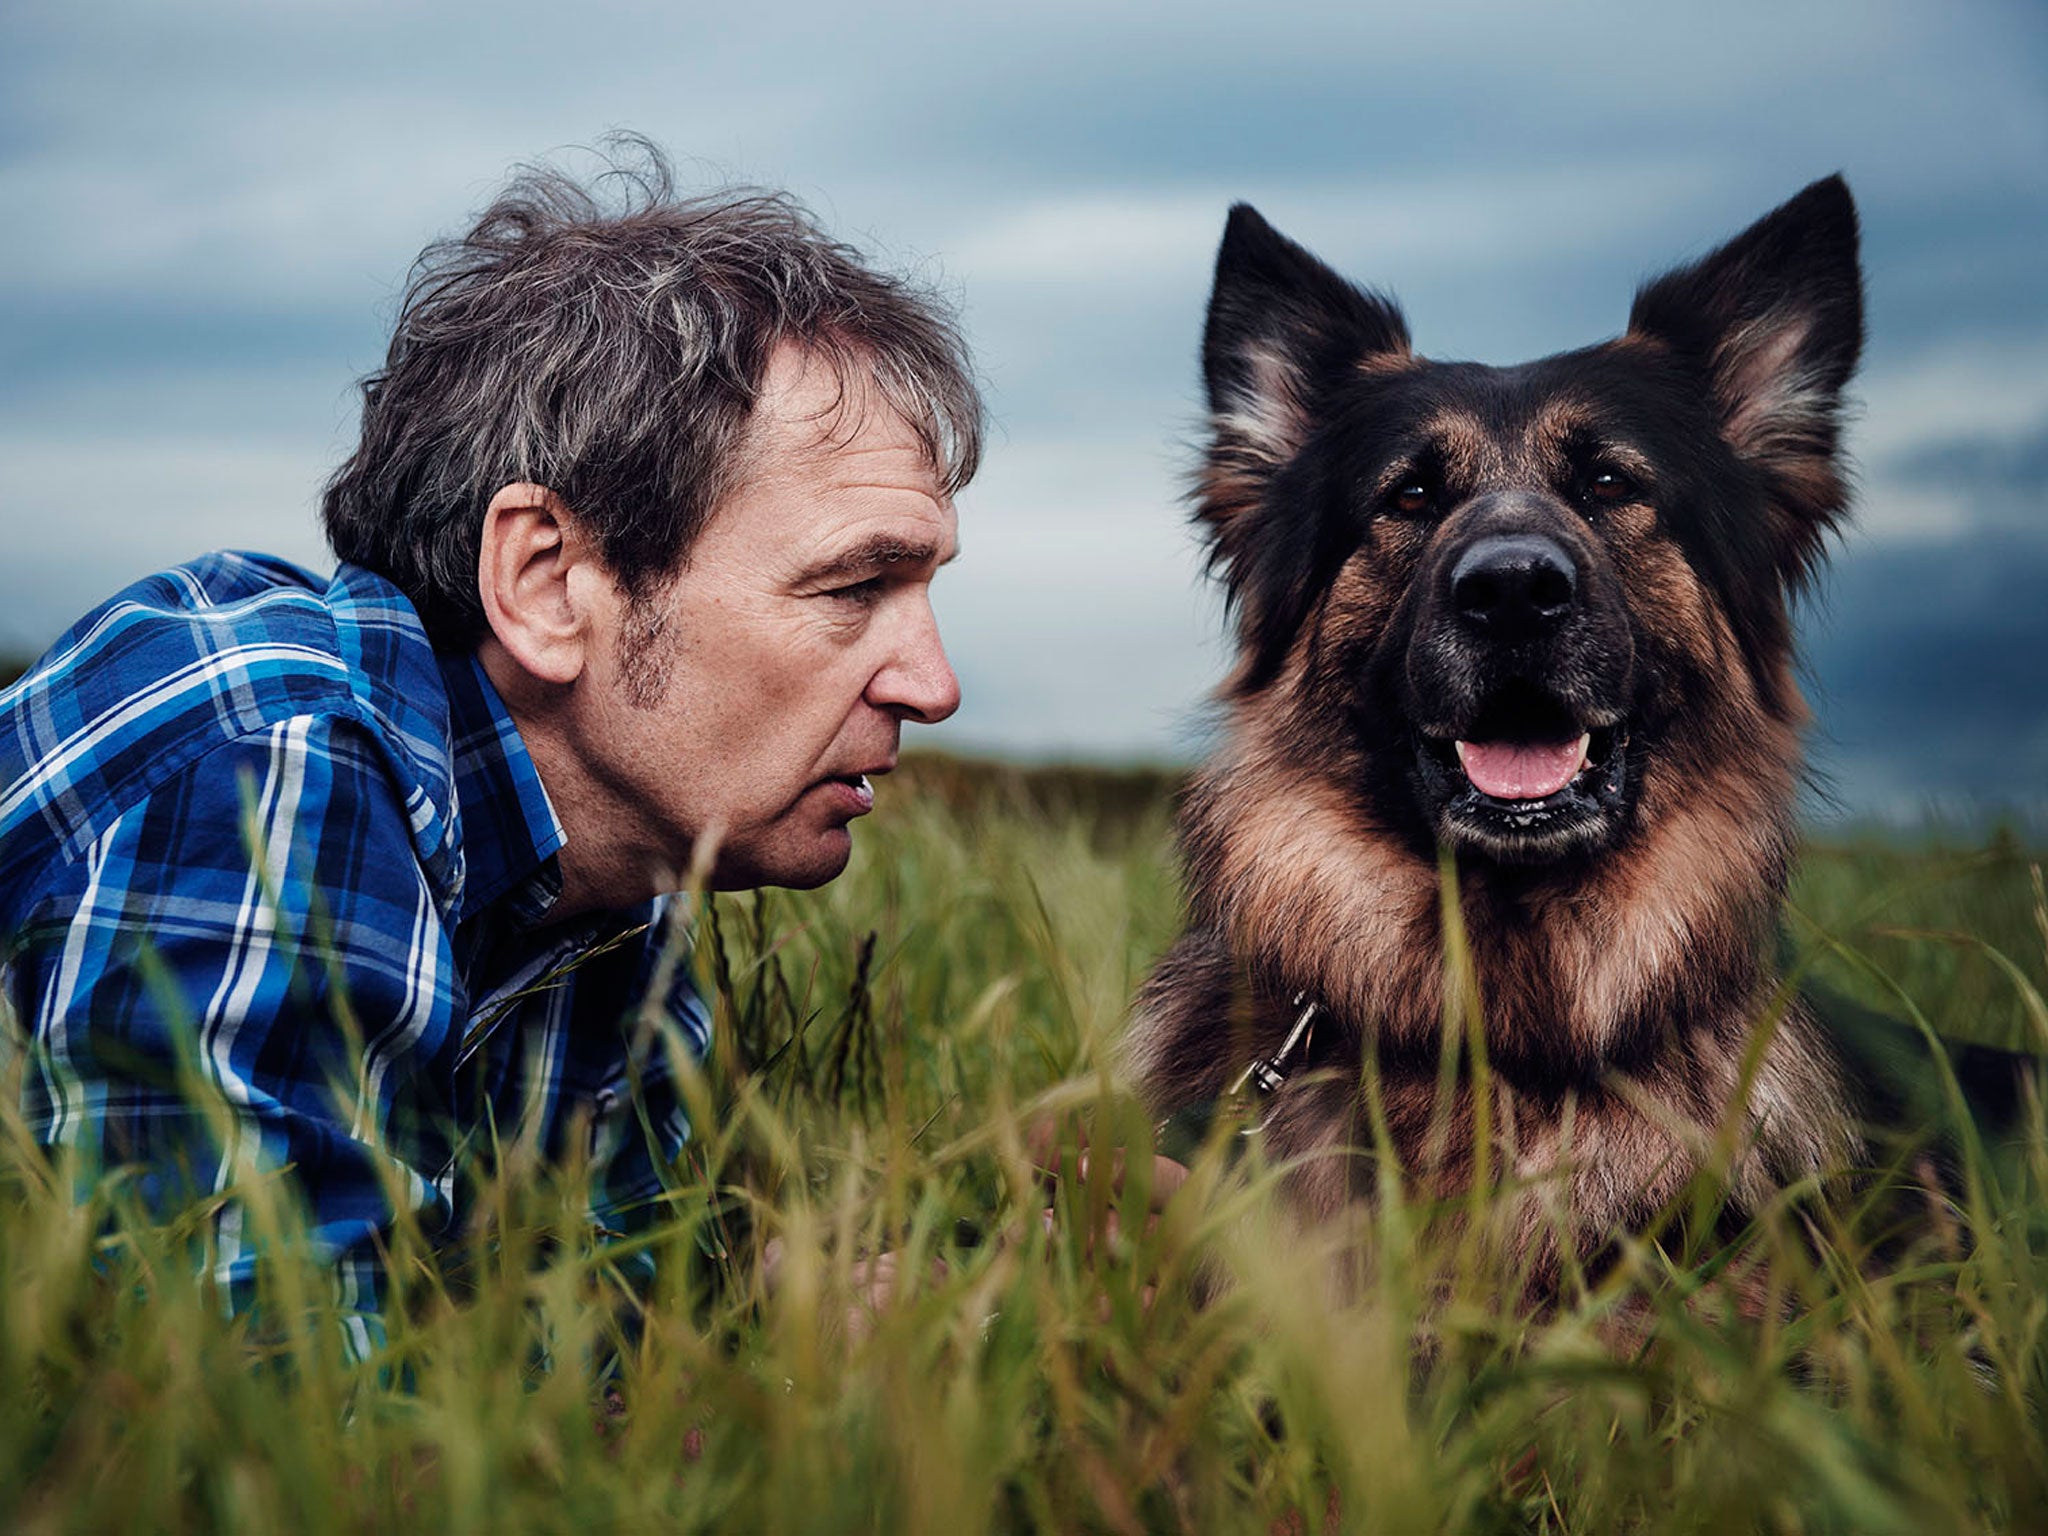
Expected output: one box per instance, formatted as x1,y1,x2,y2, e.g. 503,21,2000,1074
3,753,2046,1534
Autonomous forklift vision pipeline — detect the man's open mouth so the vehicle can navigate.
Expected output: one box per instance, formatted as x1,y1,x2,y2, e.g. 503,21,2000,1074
1412,690,1630,861
822,772,876,812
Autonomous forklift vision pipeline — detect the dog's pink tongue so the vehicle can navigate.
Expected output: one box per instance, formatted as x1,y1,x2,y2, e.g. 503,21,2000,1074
1456,736,1588,800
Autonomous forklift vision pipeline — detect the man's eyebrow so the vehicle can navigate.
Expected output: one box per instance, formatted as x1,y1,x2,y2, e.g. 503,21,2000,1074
804,534,952,583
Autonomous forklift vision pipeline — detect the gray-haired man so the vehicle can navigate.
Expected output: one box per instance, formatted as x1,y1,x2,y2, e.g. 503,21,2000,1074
0,143,983,1354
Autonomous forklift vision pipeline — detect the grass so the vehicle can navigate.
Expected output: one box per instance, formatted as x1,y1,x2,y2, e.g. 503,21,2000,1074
3,752,2046,1533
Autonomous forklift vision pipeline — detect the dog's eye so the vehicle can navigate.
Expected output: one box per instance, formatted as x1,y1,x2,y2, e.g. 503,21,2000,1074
1586,469,1635,505
1389,480,1431,516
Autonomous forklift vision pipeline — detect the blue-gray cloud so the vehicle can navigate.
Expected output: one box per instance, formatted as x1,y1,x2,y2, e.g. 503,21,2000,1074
1804,529,2048,821
1893,419,2048,505
2,0,2044,816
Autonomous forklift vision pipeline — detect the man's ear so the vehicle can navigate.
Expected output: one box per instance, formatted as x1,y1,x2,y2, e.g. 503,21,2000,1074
477,483,594,686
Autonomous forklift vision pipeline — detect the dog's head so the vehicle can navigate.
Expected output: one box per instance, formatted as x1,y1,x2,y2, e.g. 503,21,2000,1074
1196,178,1864,868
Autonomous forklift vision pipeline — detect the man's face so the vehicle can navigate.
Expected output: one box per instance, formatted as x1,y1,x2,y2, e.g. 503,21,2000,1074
574,344,960,891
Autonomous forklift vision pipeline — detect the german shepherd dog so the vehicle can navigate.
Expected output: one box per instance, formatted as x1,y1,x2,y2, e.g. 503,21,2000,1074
1130,179,1871,1291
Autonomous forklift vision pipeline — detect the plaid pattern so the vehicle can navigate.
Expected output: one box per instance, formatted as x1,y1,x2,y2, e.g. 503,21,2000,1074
1,553,707,1360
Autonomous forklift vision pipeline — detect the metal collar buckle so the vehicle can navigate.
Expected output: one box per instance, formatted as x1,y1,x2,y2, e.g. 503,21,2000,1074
1228,991,1321,1099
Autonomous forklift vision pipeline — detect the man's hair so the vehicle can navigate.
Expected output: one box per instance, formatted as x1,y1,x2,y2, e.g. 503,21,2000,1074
322,137,984,650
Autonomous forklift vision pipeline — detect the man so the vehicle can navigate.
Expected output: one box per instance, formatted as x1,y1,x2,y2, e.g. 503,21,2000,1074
0,143,983,1357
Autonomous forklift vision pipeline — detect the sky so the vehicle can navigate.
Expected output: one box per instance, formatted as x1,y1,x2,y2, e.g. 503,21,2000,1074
2,0,2044,823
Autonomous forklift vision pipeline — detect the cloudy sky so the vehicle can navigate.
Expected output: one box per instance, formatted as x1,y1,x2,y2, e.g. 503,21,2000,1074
3,0,2043,821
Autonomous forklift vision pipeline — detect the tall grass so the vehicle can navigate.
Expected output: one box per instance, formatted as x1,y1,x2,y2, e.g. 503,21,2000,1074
3,756,2045,1533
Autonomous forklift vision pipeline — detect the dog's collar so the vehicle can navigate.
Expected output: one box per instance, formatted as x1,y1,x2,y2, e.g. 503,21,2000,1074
1153,992,1327,1165
1228,991,1324,1098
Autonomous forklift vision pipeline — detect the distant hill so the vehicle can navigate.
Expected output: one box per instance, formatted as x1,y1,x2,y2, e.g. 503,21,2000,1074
894,750,1182,847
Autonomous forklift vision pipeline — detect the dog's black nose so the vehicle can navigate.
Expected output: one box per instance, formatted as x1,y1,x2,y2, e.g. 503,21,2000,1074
1451,534,1578,640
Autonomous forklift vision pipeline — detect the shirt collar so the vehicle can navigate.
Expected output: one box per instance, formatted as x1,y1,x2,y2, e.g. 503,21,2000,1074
436,650,568,929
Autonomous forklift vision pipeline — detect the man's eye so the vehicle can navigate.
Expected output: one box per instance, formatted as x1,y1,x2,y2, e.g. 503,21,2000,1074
828,577,886,605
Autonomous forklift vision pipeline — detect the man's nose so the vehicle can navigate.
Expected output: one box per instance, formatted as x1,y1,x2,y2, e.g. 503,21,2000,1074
870,601,960,724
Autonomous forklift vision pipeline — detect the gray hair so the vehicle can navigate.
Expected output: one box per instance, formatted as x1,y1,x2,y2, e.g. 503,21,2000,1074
322,136,984,649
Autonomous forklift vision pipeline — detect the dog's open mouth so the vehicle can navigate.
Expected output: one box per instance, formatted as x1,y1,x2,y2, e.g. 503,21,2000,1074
1443,725,1622,801
1413,689,1630,861
1454,734,1593,800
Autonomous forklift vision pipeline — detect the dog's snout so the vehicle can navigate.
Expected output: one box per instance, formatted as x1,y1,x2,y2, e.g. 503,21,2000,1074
1451,534,1578,641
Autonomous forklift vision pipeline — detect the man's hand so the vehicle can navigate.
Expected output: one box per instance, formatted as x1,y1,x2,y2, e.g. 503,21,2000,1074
1026,1116,1191,1304
753,1114,1193,1343
759,1236,944,1345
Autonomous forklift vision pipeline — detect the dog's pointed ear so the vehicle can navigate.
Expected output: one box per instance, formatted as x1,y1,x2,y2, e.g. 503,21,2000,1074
1628,176,1864,586
1200,204,1410,527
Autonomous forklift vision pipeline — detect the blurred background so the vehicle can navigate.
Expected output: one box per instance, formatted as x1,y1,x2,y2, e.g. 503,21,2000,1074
3,0,2042,825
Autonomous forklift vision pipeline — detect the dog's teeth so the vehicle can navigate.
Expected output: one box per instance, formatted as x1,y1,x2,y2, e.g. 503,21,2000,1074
1576,732,1592,772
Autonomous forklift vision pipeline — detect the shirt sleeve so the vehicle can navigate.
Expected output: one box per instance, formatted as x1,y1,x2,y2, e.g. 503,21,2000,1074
13,712,462,1362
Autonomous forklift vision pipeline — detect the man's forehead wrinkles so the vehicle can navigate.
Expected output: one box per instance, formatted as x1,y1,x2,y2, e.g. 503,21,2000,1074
829,472,945,493
752,442,942,499
764,399,930,471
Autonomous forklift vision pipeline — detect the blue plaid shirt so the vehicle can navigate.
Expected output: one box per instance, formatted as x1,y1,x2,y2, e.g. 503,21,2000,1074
0,553,708,1359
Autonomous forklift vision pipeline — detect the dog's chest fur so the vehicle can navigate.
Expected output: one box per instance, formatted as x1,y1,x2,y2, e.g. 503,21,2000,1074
1132,752,1861,1276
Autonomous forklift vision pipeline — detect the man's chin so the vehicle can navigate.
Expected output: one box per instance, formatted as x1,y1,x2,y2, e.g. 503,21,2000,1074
709,826,854,892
